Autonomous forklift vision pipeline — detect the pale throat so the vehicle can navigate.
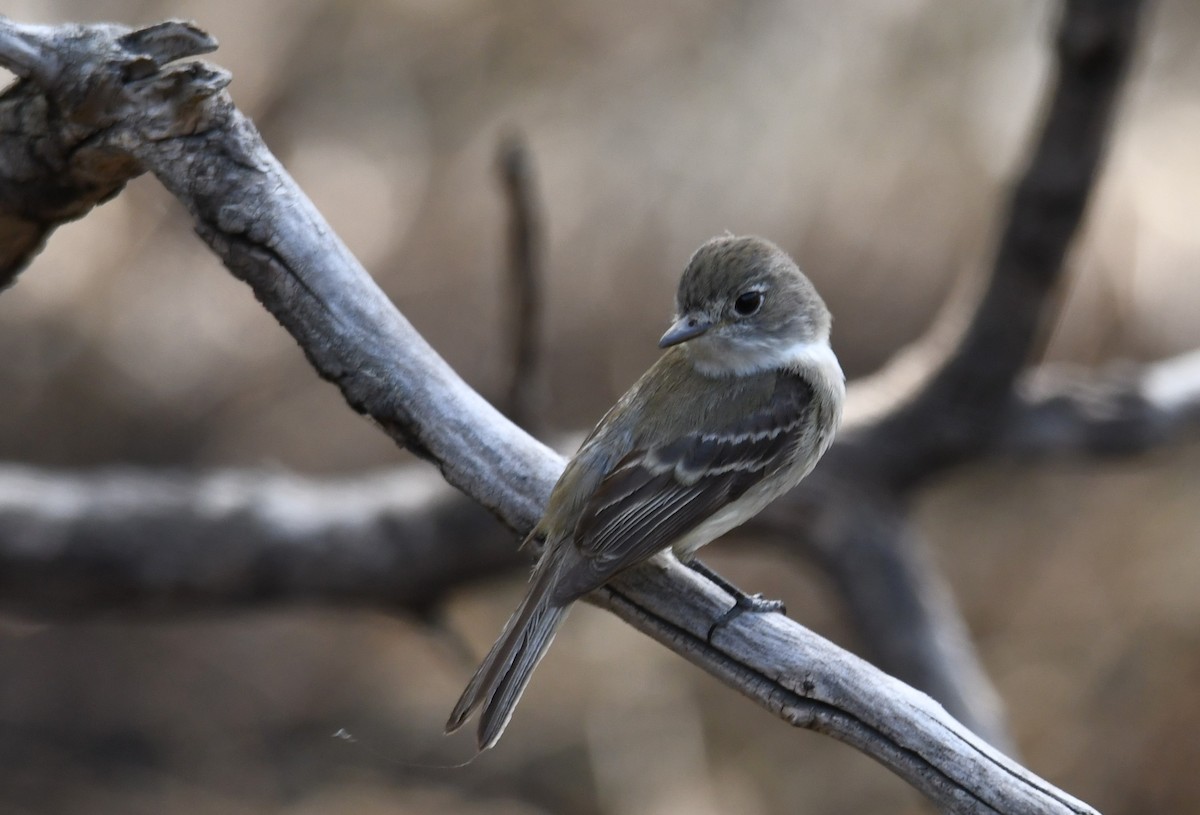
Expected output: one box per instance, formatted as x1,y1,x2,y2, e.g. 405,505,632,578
689,332,844,384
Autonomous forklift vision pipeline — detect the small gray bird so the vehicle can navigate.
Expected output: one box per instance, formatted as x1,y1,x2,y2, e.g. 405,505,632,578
446,235,845,750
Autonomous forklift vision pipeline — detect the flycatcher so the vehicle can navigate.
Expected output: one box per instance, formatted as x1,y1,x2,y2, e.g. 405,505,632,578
446,234,845,750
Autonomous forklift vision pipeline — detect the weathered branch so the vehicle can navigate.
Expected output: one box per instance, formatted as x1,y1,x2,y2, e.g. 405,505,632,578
0,13,1112,812
748,479,1016,749
0,19,217,287
594,562,1096,815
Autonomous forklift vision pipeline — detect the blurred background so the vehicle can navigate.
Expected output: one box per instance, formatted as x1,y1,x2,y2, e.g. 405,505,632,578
2,0,1199,812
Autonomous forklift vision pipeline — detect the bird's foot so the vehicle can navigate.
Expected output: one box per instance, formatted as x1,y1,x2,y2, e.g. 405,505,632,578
685,558,787,642
705,592,786,642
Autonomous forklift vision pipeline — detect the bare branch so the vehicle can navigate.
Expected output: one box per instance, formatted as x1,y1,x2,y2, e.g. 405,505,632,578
0,15,1105,811
595,560,1097,815
999,349,1200,457
24,15,564,530
496,131,546,432
0,465,520,619
747,482,1016,752
854,0,1146,489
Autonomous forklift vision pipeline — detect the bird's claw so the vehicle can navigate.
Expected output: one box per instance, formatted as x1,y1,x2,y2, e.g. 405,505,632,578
706,593,787,642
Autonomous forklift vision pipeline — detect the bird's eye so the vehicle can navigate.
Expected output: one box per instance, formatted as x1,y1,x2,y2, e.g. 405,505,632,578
733,290,764,316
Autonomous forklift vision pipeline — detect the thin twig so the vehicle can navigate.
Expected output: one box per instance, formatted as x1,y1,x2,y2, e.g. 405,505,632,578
496,131,546,432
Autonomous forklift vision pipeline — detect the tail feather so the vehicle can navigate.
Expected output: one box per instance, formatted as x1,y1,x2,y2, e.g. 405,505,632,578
477,600,568,750
445,551,570,749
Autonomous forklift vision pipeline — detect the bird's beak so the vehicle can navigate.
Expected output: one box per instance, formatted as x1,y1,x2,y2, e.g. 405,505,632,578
658,314,712,348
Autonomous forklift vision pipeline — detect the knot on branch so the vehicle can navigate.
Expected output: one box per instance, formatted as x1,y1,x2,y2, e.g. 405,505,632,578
0,17,232,280
0,17,225,138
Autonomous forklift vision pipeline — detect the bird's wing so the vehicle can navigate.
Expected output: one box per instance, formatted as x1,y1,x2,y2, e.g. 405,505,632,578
559,373,815,598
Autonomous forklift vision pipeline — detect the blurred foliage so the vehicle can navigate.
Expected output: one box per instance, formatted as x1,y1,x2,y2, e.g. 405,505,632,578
0,0,1198,813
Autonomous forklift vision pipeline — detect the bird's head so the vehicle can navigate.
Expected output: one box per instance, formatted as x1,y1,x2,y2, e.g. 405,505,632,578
659,235,832,377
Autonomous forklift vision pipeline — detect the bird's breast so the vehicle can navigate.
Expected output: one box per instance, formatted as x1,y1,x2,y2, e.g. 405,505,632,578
668,452,812,559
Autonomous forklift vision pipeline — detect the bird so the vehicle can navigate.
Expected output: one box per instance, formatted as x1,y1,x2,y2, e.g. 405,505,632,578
446,234,845,751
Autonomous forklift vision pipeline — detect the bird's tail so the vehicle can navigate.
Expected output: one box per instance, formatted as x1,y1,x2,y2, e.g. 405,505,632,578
445,549,570,751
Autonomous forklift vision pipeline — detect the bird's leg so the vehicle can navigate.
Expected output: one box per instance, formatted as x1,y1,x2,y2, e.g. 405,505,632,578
685,558,787,642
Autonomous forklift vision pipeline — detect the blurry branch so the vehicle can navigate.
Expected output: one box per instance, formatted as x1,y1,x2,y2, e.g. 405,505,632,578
857,0,1145,489
2,349,1195,619
0,11,1120,813
0,466,521,617
998,349,1200,457
497,132,546,433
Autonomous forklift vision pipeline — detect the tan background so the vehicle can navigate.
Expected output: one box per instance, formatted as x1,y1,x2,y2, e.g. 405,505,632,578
1,1,1198,813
